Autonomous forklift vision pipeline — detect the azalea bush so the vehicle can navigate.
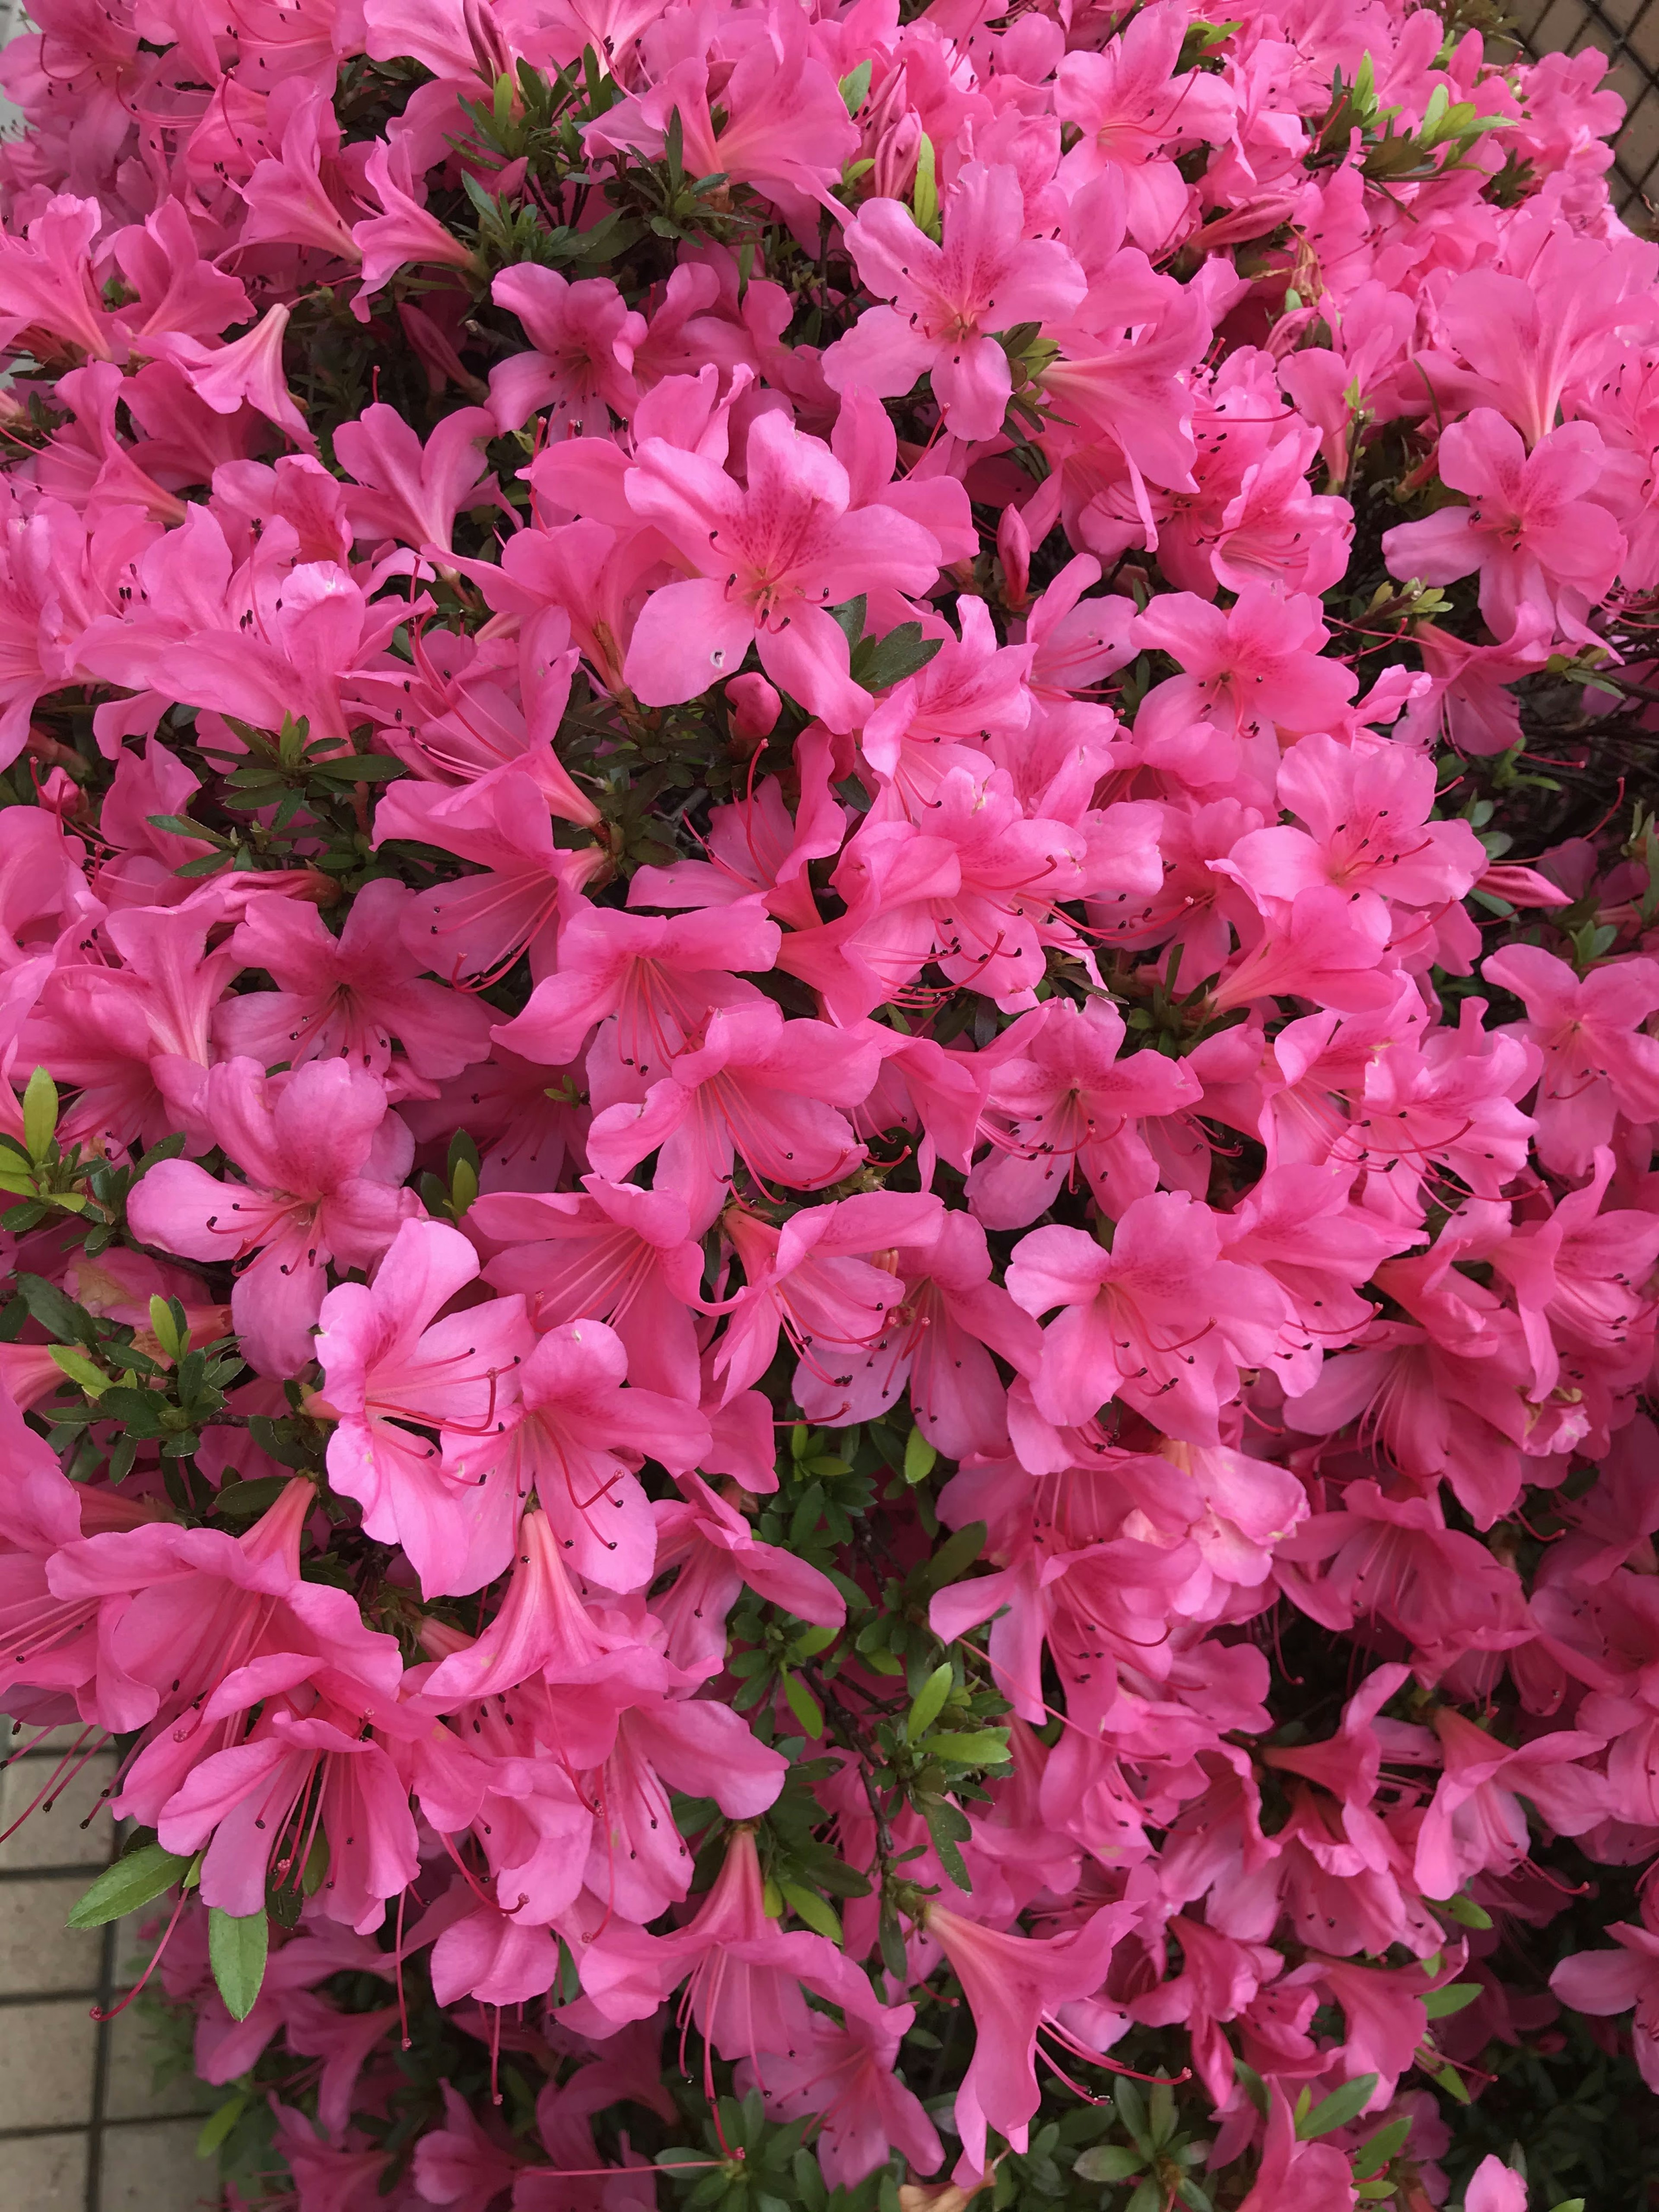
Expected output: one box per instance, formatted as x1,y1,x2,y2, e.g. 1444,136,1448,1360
3,0,1659,2206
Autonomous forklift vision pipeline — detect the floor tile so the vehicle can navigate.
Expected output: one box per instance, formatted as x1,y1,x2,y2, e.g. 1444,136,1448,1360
2,2128,89,2211
0,1749,119,1871
98,2117,222,2211
0,1998,100,2130
0,1875,106,1996
105,2002,216,2123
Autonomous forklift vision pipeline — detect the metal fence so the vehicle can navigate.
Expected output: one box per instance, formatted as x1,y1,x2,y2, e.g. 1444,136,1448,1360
1509,0,1659,214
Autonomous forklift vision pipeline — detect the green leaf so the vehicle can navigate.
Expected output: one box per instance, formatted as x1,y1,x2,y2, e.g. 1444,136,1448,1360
208,1907,269,2021
147,811,226,844
147,1295,185,1361
306,754,406,783
18,1274,95,1344
1431,2061,1471,2105
903,1427,937,1486
907,1662,952,1742
213,1476,293,1518
22,1066,57,1163
1422,1981,1481,2019
1431,1891,1494,1931
859,623,945,694
778,1881,842,1943
247,1417,313,1471
790,1623,838,1660
1352,2118,1411,2179
780,1670,823,1738
48,1345,108,1398
828,595,867,647
1113,2078,1150,2154
922,1797,973,1891
878,1900,908,1981
656,2147,715,2172
90,1386,170,1435
196,2094,249,2158
918,1519,985,1592
911,131,938,238
67,1843,192,1929
839,58,871,114
919,1728,1009,1766
1073,2145,1147,2182
1297,2074,1379,2139
1232,2057,1270,2119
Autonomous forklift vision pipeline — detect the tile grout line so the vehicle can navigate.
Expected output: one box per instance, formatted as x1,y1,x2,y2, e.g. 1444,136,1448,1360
84,1915,115,2212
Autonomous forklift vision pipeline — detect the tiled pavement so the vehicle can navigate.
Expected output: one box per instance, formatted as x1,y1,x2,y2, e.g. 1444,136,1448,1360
1509,0,1659,216
0,0,1654,2197
0,1734,222,2212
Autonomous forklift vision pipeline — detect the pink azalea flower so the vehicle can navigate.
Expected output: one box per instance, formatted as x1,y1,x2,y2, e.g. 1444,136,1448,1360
495,897,781,1082
585,998,882,1234
1412,1707,1610,1900
477,1176,708,1403
126,1056,419,1377
488,266,645,437
1464,2157,1528,2212
314,1217,535,1598
572,1824,877,2063
966,995,1203,1229
216,877,495,1091
651,1471,845,1670
439,1318,709,1592
620,410,944,729
708,1188,943,1402
1007,1192,1290,1445
925,1901,1136,2175
1382,409,1626,643
738,2004,944,2188
156,1687,419,1933
582,1,858,218
1482,944,1659,1176
146,303,315,451
1551,1919,1659,2091
352,137,478,308
1054,0,1235,248
1236,2081,1356,2212
333,401,501,556
824,162,1086,443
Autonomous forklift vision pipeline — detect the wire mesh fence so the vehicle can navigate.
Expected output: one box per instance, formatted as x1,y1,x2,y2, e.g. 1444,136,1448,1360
1508,0,1659,214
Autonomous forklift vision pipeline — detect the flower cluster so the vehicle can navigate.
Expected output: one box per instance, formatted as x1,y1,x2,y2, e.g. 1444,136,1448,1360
1,0,1658,2205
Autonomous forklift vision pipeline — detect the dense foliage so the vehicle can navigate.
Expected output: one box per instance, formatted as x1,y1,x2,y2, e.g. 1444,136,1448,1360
0,0,1657,2206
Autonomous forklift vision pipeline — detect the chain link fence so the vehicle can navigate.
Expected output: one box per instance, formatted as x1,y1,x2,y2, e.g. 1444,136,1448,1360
1508,0,1659,214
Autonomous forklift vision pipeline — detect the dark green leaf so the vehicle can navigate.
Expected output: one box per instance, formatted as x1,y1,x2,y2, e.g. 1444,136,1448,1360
1074,2145,1146,2182
17,1274,95,1345
247,1417,312,1470
1422,1981,1481,2019
828,596,868,647
306,755,406,783
918,1520,985,1593
213,1476,293,1518
67,1842,191,1928
208,1907,269,2021
196,2094,249,2158
1352,2118,1411,2179
856,623,945,693
1297,2074,1379,2139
